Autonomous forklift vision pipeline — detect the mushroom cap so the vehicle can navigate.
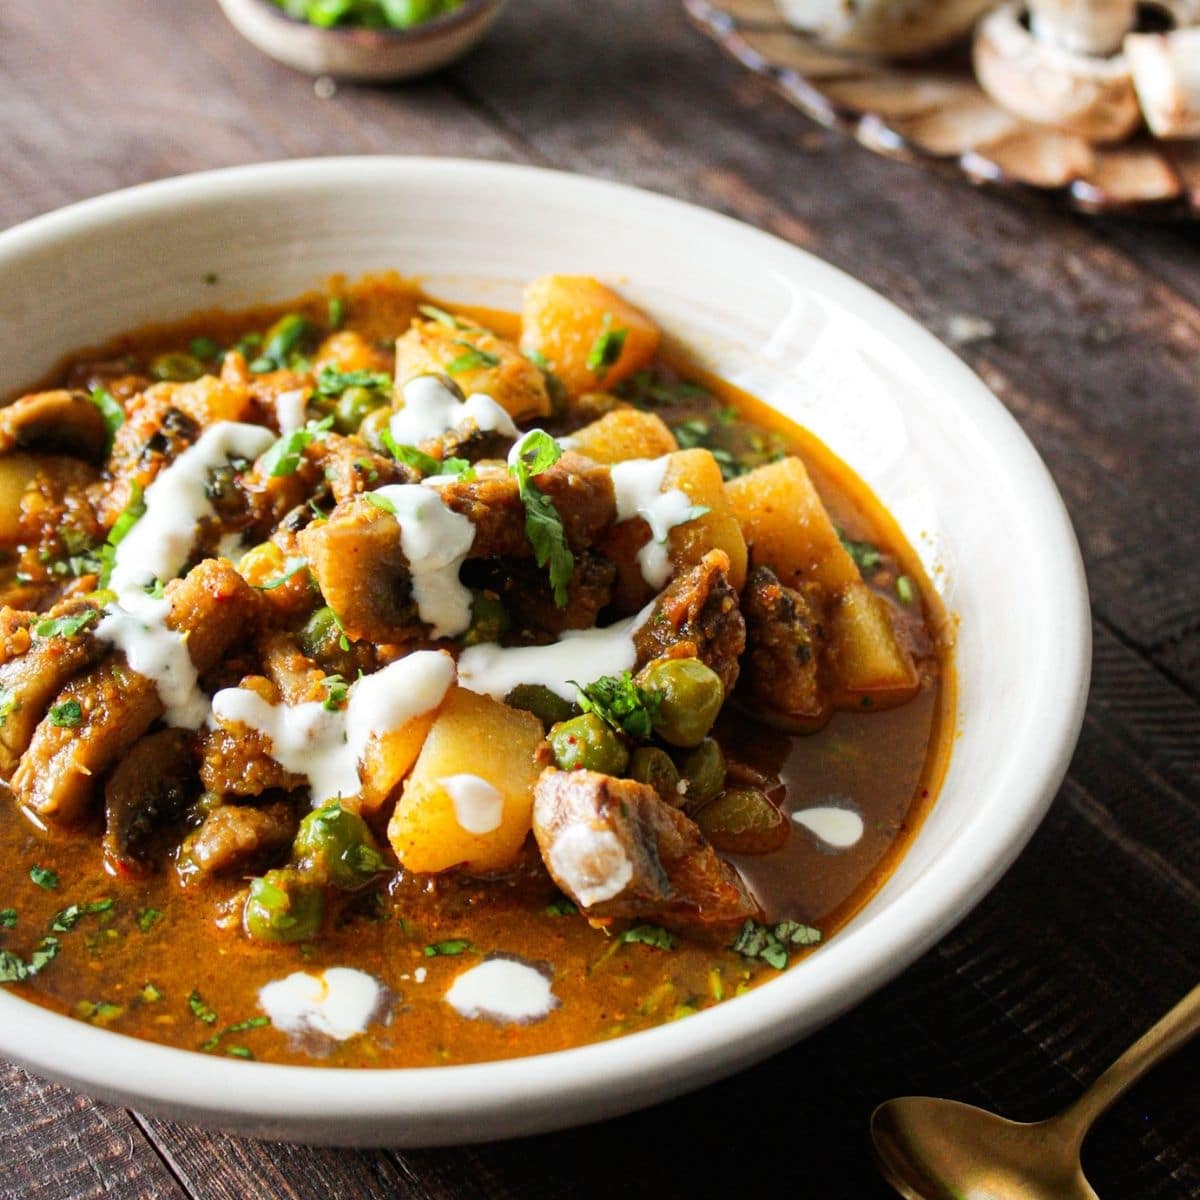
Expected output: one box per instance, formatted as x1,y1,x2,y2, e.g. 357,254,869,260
1125,27,1200,139
1028,0,1136,57
0,389,109,463
973,2,1142,144
776,0,996,60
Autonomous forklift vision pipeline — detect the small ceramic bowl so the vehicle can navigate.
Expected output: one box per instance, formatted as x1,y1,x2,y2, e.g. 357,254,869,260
215,0,504,81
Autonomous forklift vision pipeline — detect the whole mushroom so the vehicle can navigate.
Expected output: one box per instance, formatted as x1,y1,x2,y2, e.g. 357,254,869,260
776,0,997,59
1125,26,1200,138
973,1,1142,143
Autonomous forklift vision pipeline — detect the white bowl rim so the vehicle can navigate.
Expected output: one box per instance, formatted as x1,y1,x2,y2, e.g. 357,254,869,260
0,157,1091,1141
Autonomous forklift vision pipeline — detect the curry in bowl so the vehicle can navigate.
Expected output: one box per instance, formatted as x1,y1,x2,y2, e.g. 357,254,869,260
0,275,951,1065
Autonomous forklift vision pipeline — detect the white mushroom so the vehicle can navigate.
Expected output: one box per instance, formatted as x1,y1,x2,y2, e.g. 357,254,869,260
1028,0,1136,56
1125,27,1200,138
973,2,1142,143
776,0,997,60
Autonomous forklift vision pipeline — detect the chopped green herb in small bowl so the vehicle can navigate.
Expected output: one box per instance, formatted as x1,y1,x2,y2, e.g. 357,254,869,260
217,0,504,82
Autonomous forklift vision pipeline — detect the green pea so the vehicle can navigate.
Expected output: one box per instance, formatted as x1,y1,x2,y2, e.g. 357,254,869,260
358,405,392,450
505,684,577,730
150,352,205,382
261,313,314,368
463,590,509,647
637,657,724,748
243,869,324,943
334,385,388,434
693,786,788,855
298,605,340,658
677,738,726,810
549,713,629,776
293,802,386,890
629,746,682,805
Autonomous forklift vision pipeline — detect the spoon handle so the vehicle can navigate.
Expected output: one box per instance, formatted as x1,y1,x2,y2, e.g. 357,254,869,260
1056,980,1200,1143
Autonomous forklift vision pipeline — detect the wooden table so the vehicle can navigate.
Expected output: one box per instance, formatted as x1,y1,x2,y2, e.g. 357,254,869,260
2,2,1198,1196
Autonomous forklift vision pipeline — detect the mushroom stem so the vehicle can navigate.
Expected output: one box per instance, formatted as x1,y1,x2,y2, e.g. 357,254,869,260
1029,0,1136,55
1126,27,1200,138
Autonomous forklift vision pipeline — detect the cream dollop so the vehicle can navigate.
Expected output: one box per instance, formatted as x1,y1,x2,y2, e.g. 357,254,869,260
791,804,865,849
444,958,559,1024
610,456,699,589
439,774,505,834
389,375,518,446
259,967,384,1040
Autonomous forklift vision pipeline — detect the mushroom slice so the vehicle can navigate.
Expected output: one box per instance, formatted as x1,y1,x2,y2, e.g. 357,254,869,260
1029,0,1136,56
0,390,109,463
1125,28,1200,139
974,3,1142,144
776,0,997,59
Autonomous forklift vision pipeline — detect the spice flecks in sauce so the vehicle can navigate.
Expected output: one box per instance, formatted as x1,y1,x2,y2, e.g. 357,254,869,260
444,958,558,1024
259,967,385,1040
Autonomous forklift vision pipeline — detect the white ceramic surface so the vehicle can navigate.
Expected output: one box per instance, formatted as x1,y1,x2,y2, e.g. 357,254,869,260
216,0,504,81
0,158,1090,1146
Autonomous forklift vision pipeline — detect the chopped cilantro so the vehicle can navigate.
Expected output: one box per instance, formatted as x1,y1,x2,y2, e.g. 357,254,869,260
731,919,821,970
50,899,114,932
315,364,392,397
262,415,334,477
0,909,16,929
587,315,629,376
225,1015,270,1034
255,556,309,591
327,296,345,330
445,340,500,375
896,575,916,605
622,924,676,951
424,939,471,957
29,866,58,891
88,387,124,454
187,990,218,1024
48,700,83,728
251,313,313,373
364,492,397,515
34,610,98,640
0,936,59,983
838,531,881,573
98,481,147,586
508,431,574,607
189,336,222,361
225,1045,254,1060
137,907,163,933
545,897,577,917
523,347,551,370
381,432,475,480
144,578,166,599
573,671,660,739
75,1000,124,1025
321,674,349,711
141,982,162,1003
0,690,20,729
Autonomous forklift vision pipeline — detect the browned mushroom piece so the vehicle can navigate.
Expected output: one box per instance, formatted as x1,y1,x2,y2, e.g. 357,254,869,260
974,2,1142,144
0,390,110,463
777,0,997,59
1125,27,1200,139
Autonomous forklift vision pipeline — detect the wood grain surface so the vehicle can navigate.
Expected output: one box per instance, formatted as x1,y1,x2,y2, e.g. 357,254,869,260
1,1,1197,1197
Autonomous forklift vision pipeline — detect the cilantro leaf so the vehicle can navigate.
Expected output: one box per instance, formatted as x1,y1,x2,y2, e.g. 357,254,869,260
423,939,471,957
254,556,309,591
29,866,58,890
88,387,124,454
251,313,313,373
574,671,660,739
381,433,474,480
0,936,59,983
731,919,821,970
327,297,345,330
364,492,397,515
262,415,333,478
188,990,218,1024
445,341,500,375
896,575,916,605
508,431,574,607
50,899,114,933
545,897,577,917
418,304,466,329
622,924,676,950
34,611,98,640
587,315,629,376
321,674,349,711
0,690,21,728
137,908,163,933
98,481,147,587
0,909,16,929
48,700,83,728
838,531,881,573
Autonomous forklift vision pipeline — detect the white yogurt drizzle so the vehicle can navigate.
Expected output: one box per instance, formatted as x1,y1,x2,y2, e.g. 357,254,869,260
439,774,504,834
274,388,308,435
444,958,559,1025
96,421,276,729
546,826,633,907
456,600,655,702
259,967,384,1041
609,456,699,589
371,484,476,638
791,803,865,850
389,375,518,446
210,651,455,804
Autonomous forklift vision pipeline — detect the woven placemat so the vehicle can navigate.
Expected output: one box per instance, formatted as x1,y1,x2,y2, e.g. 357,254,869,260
684,0,1200,218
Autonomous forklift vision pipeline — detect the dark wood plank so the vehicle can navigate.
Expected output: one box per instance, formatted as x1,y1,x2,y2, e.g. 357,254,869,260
0,1064,188,1200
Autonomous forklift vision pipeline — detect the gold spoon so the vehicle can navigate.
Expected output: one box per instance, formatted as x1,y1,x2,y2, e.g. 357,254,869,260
870,981,1200,1199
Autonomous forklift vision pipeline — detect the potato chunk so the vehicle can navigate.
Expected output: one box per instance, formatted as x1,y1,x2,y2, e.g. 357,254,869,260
726,457,859,594
394,318,549,423
359,711,439,818
567,409,677,464
829,581,919,708
521,275,660,397
665,449,747,592
388,687,545,874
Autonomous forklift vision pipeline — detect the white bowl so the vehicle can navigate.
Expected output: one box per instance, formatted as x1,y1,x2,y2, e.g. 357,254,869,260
216,0,505,82
0,158,1090,1146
